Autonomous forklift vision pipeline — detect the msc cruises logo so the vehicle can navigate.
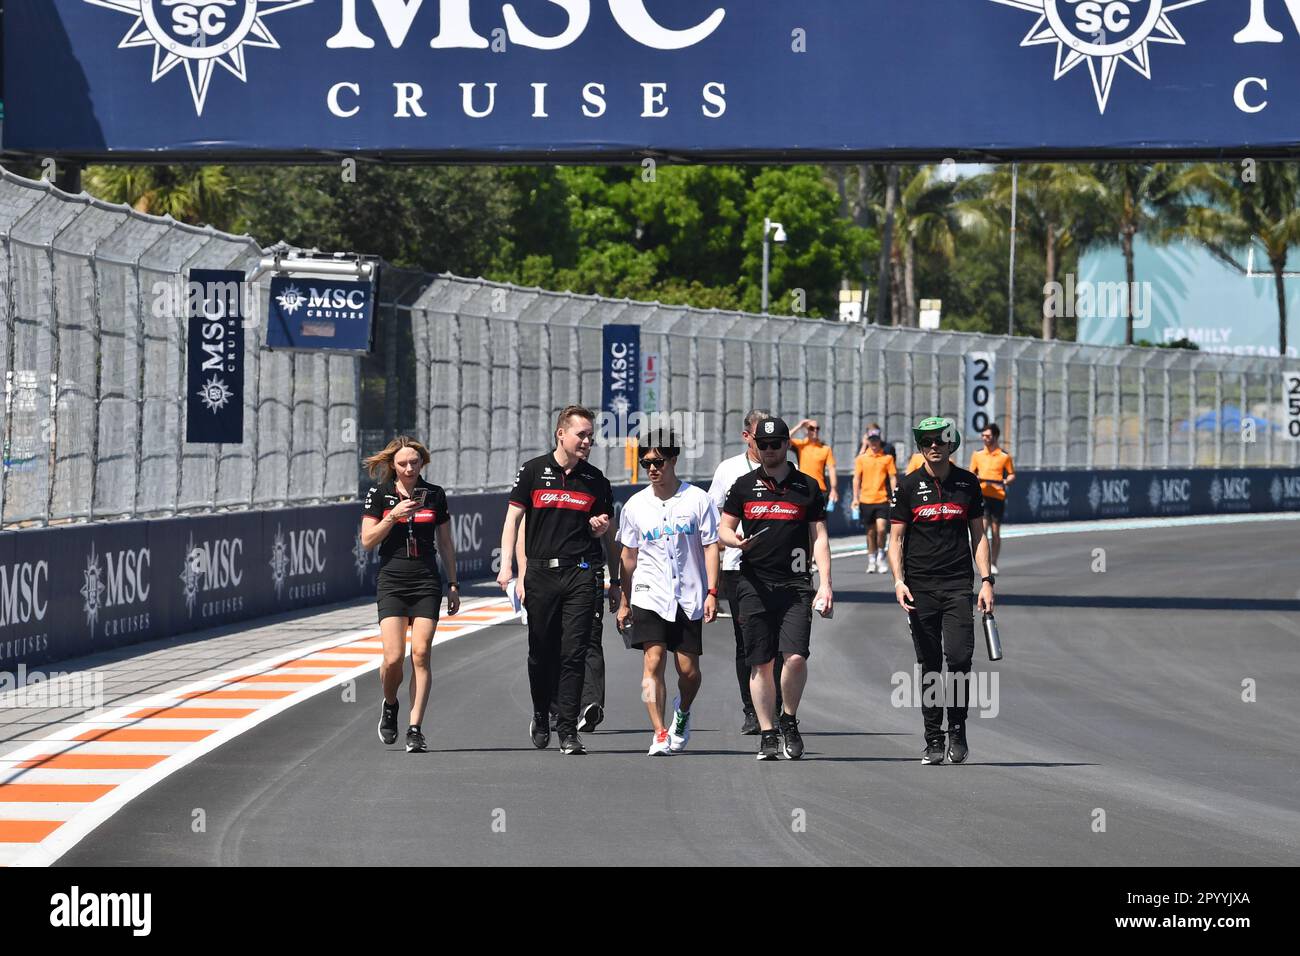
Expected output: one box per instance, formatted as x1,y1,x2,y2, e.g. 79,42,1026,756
990,0,1205,114
275,284,307,315
85,0,313,115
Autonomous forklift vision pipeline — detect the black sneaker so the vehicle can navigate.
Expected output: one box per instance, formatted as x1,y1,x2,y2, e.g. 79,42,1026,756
377,699,399,745
405,725,428,753
740,708,760,735
778,712,804,760
921,738,946,765
529,713,551,750
559,734,587,755
577,702,604,733
946,723,969,764
757,730,781,760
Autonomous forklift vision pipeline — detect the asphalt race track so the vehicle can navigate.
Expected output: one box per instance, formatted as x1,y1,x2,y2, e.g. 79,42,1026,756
60,521,1300,866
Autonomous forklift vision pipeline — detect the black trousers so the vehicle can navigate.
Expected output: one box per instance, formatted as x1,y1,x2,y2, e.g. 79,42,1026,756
582,567,606,710
722,570,782,714
524,564,602,736
907,587,976,743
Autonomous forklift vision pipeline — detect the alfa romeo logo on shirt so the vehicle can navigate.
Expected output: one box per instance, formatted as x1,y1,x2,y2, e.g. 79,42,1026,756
85,0,313,116
990,0,1205,114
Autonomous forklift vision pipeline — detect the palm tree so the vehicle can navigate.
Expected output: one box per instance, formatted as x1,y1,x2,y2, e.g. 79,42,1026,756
964,164,1104,339
84,165,243,230
1078,163,1178,345
868,166,960,326
1161,162,1300,359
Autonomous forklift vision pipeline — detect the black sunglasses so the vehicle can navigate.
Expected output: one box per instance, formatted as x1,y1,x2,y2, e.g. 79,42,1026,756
639,457,667,469
756,439,785,450
918,436,947,448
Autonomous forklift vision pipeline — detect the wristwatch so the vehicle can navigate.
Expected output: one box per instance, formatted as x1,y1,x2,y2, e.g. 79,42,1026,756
707,587,718,597
981,575,995,586
447,582,459,590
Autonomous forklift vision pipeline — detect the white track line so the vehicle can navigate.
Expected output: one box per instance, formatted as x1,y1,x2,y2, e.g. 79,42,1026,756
1,597,519,867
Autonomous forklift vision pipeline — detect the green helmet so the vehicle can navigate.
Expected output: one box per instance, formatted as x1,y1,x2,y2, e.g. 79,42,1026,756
913,416,961,452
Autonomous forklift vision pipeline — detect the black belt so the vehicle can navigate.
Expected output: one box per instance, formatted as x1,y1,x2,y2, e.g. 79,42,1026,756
535,557,600,570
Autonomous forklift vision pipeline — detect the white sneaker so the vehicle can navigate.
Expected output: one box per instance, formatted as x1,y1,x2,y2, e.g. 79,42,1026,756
991,564,999,576
867,554,877,574
647,728,672,756
668,696,691,752
877,552,890,573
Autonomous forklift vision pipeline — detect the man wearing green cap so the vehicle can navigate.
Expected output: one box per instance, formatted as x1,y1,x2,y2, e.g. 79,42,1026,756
887,417,995,766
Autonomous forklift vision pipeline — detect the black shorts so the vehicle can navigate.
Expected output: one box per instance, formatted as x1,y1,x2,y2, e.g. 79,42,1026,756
984,497,1005,522
627,605,703,655
376,564,442,622
734,574,813,665
860,503,890,524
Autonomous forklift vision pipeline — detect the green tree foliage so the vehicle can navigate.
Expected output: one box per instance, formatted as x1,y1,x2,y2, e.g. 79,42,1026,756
231,165,513,276
1160,162,1300,358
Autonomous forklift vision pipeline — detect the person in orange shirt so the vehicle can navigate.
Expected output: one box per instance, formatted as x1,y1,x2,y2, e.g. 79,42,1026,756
852,426,897,574
792,419,839,509
969,422,1015,575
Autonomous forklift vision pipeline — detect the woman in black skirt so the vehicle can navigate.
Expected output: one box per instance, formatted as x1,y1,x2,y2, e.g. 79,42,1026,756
361,436,459,753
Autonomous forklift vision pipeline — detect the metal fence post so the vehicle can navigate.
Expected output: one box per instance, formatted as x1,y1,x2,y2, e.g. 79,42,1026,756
1035,355,1045,468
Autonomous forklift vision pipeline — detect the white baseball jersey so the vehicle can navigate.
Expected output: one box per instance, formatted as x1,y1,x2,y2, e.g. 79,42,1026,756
708,452,760,572
617,481,719,622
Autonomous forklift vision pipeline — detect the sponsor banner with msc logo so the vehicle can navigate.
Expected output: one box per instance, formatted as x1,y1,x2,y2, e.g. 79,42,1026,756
185,269,245,444
7,468,1300,672
266,275,375,353
1009,468,1300,524
22,2,1300,160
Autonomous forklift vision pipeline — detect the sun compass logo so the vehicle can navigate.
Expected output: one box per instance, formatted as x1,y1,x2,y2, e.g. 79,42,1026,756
989,0,1206,114
81,544,106,635
84,0,314,116
275,284,307,315
197,374,234,413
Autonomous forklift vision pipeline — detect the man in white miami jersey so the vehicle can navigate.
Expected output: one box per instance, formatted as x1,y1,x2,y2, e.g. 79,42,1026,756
617,428,720,755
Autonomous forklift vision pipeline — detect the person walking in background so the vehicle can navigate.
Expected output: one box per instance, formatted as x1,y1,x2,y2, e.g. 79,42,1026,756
707,408,784,734
853,425,897,574
968,423,1015,576
792,418,839,511
361,437,460,754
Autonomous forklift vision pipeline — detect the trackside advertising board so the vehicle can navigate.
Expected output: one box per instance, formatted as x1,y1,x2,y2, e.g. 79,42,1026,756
2,467,1297,672
12,2,1300,159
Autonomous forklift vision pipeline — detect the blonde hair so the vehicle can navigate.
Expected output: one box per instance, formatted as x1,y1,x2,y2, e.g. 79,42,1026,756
364,435,432,483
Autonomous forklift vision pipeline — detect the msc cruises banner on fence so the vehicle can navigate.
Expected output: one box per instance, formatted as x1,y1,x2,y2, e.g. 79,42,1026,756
15,2,1300,158
186,269,245,444
266,275,375,352
601,324,640,420
2,469,1299,671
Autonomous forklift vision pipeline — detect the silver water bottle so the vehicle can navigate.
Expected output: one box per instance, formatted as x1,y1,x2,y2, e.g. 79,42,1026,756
982,612,1003,661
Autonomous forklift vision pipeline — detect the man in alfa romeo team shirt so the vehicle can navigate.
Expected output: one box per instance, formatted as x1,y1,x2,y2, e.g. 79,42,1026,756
707,408,783,734
888,417,995,767
497,405,618,756
719,417,833,761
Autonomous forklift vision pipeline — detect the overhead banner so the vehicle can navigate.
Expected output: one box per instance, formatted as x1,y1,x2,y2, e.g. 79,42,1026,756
186,269,245,444
266,275,375,352
13,2,1300,159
